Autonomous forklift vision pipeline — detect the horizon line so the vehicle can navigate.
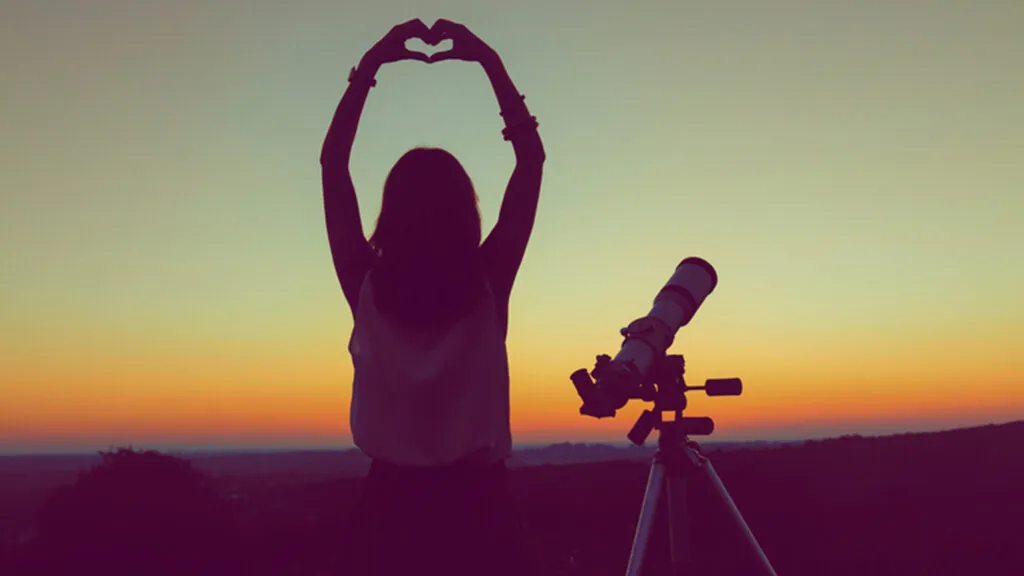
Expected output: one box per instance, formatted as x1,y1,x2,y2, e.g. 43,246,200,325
2,419,1020,458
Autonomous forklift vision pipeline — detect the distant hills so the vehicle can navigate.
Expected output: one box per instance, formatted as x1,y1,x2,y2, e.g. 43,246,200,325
0,422,1017,488
0,439,794,482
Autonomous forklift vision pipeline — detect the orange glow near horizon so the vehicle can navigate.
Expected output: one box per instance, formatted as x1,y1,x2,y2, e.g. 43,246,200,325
4,326,1022,452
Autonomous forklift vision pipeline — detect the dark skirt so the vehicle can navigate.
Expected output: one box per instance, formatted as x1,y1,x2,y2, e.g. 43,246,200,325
345,458,533,576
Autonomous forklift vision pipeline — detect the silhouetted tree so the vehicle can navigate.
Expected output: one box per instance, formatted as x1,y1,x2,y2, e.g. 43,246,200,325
27,447,237,576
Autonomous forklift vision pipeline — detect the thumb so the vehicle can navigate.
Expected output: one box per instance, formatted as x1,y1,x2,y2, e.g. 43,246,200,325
428,49,460,63
402,49,431,63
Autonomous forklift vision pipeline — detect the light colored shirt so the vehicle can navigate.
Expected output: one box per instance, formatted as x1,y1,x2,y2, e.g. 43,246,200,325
348,273,512,467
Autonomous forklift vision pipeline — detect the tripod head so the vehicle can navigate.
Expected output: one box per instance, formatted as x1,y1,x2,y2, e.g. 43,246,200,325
569,257,743,445
572,352,742,445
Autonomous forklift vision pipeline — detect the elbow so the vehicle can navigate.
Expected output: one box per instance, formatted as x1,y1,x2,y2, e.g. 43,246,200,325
320,139,353,169
319,135,335,166
515,137,546,165
319,147,334,169
320,153,352,180
535,143,547,164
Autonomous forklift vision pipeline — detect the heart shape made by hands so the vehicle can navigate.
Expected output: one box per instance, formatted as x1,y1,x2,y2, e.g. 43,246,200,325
405,37,453,59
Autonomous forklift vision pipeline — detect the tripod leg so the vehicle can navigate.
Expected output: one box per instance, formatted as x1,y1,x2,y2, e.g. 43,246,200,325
625,456,666,576
699,455,778,576
665,470,691,575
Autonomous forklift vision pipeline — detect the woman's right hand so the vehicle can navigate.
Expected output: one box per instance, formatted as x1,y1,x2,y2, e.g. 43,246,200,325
362,19,432,68
428,19,499,66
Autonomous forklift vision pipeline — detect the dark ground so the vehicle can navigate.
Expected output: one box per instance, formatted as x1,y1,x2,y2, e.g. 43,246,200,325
1,421,1022,575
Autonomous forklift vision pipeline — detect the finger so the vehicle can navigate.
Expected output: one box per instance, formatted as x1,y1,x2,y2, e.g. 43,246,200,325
394,18,429,40
405,19,431,39
427,50,461,63
398,18,427,30
431,18,461,37
402,49,430,63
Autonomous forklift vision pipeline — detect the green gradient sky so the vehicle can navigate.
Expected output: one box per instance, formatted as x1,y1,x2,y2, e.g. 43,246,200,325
2,0,1022,453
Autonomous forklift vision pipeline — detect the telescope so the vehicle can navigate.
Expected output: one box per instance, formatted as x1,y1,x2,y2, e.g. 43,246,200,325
571,256,724,420
569,258,777,575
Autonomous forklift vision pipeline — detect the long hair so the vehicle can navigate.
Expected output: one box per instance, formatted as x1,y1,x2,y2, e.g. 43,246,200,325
368,147,486,332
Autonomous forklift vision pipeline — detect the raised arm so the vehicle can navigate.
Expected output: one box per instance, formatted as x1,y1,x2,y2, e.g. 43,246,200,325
480,54,546,302
321,20,430,310
431,20,547,306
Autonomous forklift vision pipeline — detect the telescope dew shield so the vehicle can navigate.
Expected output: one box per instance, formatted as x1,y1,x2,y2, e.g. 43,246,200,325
592,257,719,413
651,257,718,331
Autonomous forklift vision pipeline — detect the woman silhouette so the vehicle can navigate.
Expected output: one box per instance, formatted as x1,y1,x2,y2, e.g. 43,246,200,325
321,18,545,576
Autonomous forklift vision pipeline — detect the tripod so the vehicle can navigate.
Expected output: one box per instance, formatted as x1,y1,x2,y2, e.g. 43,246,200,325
573,353,777,576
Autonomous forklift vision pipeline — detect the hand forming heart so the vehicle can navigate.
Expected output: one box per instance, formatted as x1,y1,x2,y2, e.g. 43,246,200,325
364,18,497,68
404,37,453,60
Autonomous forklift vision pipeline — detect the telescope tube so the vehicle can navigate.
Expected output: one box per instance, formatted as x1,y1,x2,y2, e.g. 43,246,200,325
588,257,718,415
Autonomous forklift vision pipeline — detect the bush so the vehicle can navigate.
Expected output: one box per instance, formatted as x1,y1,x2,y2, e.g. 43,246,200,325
28,447,238,576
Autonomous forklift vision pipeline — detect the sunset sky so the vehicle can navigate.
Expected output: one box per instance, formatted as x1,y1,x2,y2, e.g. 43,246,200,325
2,0,1022,454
